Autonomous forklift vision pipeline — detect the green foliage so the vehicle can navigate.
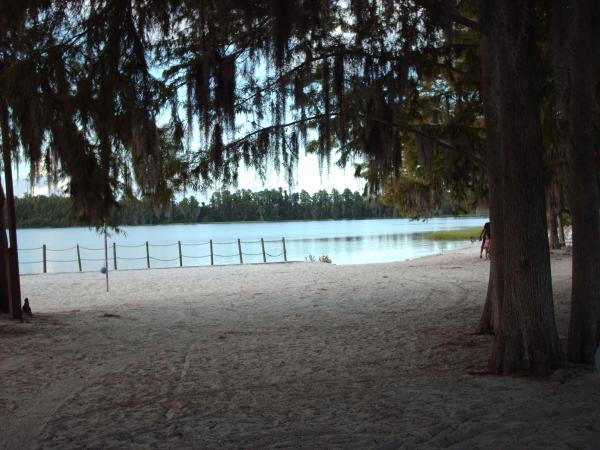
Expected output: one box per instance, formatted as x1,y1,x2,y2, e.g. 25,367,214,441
16,188,402,228
425,227,481,241
16,195,71,228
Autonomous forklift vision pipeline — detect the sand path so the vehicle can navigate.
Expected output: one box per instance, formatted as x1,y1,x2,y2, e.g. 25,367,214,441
1,245,599,449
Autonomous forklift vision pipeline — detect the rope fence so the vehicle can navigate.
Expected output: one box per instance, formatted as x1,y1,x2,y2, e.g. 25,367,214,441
19,237,289,273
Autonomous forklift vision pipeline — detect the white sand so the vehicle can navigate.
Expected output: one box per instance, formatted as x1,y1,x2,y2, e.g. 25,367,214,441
1,244,599,449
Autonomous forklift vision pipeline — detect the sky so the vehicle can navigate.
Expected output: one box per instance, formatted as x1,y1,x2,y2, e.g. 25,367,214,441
14,152,366,200
232,153,364,194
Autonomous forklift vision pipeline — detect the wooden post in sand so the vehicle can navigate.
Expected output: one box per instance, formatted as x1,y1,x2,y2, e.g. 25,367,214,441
42,244,47,273
178,241,183,267
146,241,150,269
210,240,214,265
282,237,287,262
261,238,266,263
238,239,243,264
103,225,109,292
76,244,82,272
113,243,117,270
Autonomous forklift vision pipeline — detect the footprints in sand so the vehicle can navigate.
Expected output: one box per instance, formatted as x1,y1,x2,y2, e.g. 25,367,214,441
166,343,197,421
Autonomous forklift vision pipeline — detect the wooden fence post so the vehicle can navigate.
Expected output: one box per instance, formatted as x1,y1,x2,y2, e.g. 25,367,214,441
42,244,47,273
113,243,117,270
238,239,243,264
282,237,287,262
146,241,150,268
261,238,266,263
76,244,82,272
210,240,214,265
178,241,183,267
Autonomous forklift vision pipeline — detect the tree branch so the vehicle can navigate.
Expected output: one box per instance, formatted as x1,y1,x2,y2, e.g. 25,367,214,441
414,1,480,32
224,113,338,149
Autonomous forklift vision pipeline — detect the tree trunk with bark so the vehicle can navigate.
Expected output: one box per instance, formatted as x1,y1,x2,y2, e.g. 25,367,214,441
0,182,13,315
476,30,503,335
0,100,22,320
563,0,600,364
486,0,563,374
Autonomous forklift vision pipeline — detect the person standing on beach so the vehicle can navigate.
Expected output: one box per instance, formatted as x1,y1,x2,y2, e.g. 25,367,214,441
479,222,491,259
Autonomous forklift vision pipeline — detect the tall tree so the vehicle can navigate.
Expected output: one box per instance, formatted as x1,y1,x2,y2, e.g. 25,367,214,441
487,0,562,373
475,16,503,335
553,0,600,364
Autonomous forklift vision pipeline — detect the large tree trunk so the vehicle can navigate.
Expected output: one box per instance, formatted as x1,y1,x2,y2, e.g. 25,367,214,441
0,100,22,320
0,182,13,315
487,0,563,374
476,30,503,335
564,0,600,364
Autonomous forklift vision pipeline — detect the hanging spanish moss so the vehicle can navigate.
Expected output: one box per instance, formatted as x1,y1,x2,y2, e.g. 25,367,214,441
214,53,237,130
2,0,487,225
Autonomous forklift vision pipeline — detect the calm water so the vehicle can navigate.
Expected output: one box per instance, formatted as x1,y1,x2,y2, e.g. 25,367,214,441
17,217,487,274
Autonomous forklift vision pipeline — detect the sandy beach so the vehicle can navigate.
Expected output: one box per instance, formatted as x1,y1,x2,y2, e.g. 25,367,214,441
1,244,599,449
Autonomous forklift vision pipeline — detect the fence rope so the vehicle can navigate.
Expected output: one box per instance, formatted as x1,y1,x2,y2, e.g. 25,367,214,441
46,246,78,252
80,257,115,262
20,237,289,273
47,259,88,263
149,256,180,262
78,245,105,251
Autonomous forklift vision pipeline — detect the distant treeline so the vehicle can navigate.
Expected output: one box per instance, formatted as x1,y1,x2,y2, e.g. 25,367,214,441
16,188,412,228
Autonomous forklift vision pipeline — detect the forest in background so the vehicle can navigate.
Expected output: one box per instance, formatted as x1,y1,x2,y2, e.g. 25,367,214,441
16,187,452,228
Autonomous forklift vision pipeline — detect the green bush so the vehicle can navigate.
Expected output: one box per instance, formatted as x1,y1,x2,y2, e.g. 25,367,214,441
425,227,481,241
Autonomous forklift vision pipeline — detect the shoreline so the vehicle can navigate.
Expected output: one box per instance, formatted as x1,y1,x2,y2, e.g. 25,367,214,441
16,214,490,230
19,242,475,278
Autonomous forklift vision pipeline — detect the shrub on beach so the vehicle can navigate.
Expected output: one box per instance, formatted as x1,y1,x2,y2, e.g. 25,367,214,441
425,227,481,241
305,254,333,263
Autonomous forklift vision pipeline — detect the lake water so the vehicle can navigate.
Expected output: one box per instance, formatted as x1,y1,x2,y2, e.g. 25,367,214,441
17,217,487,274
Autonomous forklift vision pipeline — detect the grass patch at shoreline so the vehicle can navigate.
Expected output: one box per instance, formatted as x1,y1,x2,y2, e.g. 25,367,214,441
425,227,481,241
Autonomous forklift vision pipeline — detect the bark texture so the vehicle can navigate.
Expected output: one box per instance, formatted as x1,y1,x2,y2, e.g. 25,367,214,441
564,0,600,364
476,30,503,335
486,0,563,373
0,100,22,320
0,182,12,315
